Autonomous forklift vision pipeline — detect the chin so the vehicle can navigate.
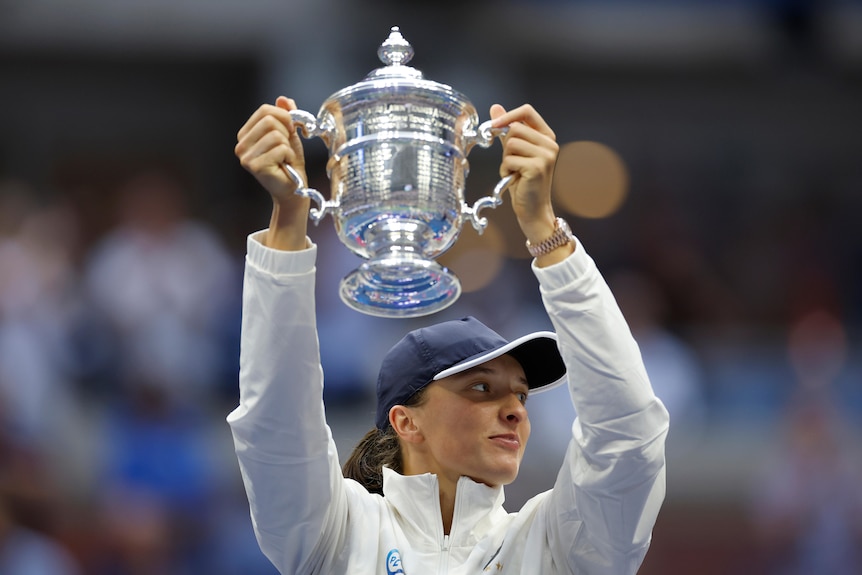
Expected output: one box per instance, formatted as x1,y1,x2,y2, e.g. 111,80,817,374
475,468,520,488
500,470,520,486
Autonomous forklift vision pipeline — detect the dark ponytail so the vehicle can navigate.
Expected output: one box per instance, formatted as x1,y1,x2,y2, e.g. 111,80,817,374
341,387,428,495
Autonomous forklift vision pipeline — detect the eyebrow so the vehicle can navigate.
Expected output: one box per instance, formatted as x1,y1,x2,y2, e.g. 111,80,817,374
460,365,530,390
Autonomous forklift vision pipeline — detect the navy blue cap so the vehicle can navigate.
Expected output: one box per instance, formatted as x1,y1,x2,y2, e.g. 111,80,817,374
375,316,566,430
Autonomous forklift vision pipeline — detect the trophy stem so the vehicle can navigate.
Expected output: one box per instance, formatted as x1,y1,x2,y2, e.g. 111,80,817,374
338,251,461,318
338,218,461,317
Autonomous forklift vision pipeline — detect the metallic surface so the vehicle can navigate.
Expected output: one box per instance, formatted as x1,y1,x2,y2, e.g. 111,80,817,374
285,27,511,317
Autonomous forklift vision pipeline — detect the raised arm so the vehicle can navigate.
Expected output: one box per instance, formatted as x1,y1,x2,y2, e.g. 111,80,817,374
538,240,668,574
491,103,668,573
227,97,348,574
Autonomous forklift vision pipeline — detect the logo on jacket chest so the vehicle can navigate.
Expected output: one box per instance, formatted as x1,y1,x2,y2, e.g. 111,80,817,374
386,549,405,575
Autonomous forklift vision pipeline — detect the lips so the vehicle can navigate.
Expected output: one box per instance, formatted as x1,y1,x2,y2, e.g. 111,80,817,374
489,433,521,450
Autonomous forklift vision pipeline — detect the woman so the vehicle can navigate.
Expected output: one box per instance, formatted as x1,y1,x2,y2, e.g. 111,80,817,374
228,96,669,574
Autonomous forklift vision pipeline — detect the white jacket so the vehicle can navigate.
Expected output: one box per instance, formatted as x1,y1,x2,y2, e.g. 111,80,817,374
228,232,669,574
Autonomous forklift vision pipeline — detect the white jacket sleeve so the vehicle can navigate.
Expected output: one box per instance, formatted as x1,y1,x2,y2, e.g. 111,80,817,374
226,232,348,575
534,240,669,574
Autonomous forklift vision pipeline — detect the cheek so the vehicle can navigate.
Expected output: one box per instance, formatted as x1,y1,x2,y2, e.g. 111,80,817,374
446,406,483,437
427,406,483,446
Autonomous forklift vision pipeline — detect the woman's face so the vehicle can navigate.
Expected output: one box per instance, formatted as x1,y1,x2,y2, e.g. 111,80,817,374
403,354,531,488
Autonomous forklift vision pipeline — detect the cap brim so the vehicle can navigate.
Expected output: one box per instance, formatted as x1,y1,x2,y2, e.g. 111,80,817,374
432,331,567,393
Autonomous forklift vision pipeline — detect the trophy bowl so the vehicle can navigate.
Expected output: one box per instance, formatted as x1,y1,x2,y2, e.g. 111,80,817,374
284,27,512,318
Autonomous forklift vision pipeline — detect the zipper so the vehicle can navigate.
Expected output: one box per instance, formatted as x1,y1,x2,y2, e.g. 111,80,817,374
438,534,450,574
438,480,464,574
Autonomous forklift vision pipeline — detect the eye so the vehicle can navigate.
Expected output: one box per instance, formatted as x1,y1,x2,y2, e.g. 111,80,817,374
471,382,490,392
517,392,528,404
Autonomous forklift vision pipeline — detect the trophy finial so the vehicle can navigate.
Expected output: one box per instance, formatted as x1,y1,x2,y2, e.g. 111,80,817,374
378,26,414,67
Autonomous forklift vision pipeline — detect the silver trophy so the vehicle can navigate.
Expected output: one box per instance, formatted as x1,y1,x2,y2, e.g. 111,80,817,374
285,27,512,318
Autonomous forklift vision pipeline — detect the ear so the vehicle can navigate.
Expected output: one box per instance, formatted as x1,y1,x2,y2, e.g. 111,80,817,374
389,405,424,444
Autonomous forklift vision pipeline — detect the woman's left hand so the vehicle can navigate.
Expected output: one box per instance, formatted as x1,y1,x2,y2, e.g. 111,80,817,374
489,104,559,245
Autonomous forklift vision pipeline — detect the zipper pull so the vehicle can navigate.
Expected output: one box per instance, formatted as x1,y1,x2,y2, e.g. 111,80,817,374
441,534,450,552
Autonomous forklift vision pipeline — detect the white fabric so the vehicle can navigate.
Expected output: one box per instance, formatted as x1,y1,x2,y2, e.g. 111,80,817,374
227,231,669,575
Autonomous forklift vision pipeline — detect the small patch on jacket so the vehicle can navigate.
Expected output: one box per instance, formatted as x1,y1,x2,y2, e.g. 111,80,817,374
386,549,405,574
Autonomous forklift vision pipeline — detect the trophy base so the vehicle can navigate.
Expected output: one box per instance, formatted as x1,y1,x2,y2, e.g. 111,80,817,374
339,257,461,318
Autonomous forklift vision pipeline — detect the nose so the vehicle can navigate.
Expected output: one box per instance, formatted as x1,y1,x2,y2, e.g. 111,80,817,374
501,393,528,425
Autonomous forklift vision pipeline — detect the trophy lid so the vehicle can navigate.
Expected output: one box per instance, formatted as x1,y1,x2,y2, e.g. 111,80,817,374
322,26,471,111
365,26,423,80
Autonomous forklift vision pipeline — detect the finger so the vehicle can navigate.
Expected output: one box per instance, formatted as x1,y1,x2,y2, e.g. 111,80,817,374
276,96,297,112
491,104,555,139
499,153,550,179
237,130,299,174
241,146,293,179
235,114,296,158
499,138,559,180
274,96,310,154
237,101,297,142
499,138,558,177
489,104,507,121
503,122,559,151
493,104,546,129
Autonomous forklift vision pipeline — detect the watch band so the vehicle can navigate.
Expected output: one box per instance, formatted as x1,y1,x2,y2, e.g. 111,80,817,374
525,217,574,258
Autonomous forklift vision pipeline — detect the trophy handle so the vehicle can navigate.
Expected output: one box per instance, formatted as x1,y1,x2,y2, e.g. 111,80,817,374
463,119,515,233
464,174,515,234
284,109,338,224
470,119,508,149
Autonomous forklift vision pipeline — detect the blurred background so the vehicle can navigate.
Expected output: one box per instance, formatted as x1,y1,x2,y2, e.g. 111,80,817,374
1,0,861,573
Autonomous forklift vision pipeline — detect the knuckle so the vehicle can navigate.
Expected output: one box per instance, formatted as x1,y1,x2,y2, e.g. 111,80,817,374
266,129,290,147
260,115,279,131
239,154,256,170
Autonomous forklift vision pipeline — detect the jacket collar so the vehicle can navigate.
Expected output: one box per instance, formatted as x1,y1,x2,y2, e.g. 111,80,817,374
382,467,507,547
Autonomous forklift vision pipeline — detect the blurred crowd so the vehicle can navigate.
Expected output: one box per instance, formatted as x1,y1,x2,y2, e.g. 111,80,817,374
0,171,278,574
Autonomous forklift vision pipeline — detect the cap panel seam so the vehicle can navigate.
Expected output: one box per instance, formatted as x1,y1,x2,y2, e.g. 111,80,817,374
413,331,438,392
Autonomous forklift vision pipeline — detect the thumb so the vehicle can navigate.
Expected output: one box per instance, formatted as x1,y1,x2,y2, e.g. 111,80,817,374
275,96,303,144
489,104,507,123
276,96,297,111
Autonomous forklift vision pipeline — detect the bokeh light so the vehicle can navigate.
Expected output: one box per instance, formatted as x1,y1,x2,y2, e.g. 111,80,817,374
438,220,505,293
552,141,630,219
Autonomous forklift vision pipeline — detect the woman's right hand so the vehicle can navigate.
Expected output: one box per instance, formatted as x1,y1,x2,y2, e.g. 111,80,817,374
235,96,311,250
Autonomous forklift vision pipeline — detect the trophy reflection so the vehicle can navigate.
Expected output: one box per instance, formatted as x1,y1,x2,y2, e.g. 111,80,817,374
284,27,512,318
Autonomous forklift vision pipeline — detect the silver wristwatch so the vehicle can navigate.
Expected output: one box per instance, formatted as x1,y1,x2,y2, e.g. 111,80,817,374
525,217,575,258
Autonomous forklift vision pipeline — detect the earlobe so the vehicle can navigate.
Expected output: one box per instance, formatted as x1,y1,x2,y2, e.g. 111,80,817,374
389,405,423,444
